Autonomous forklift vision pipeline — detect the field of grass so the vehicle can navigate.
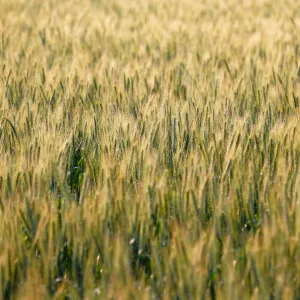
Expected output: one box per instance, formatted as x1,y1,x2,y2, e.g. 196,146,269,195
0,0,300,298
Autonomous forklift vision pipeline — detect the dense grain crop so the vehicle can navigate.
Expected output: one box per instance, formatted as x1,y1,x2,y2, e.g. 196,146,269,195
0,0,300,298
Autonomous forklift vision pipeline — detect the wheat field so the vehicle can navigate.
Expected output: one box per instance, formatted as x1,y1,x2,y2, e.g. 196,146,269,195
0,0,300,299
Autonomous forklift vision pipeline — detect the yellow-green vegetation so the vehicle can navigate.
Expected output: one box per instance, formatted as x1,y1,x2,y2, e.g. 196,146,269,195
0,0,300,298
